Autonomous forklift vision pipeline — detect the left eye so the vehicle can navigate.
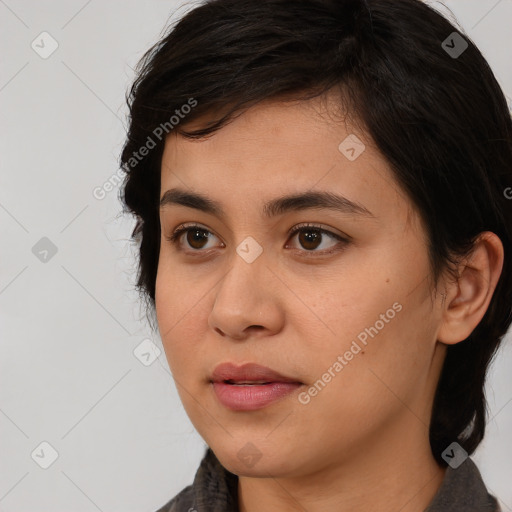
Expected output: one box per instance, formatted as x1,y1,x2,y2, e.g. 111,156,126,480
286,224,346,252
166,223,348,254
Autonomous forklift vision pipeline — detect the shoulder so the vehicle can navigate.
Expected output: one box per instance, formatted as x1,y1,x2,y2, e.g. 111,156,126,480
426,457,501,511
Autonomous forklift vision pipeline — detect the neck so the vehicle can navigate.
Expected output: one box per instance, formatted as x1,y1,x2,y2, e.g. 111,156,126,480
237,417,447,512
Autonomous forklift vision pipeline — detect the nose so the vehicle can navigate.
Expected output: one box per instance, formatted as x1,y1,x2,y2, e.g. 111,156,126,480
207,252,285,340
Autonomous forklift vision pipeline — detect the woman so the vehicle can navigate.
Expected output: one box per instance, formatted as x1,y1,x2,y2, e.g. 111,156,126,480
119,0,512,510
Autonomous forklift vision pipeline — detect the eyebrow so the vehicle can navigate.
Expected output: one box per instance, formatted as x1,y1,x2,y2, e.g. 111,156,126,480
159,187,374,218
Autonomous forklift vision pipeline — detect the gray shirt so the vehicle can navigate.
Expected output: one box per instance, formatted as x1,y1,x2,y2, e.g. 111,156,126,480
155,447,501,512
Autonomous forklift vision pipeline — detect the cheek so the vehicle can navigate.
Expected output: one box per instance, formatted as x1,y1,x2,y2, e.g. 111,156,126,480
154,266,176,335
155,261,211,374
155,262,187,359
302,261,435,402
301,307,430,436
155,252,193,328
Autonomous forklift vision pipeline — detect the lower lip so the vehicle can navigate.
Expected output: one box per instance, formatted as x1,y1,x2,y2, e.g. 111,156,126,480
212,381,302,411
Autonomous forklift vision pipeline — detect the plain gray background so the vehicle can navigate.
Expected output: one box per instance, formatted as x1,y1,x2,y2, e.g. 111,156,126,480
1,1,511,511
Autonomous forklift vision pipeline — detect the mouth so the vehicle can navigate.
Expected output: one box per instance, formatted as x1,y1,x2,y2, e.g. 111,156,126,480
209,362,303,386
212,380,302,386
210,380,303,411
223,380,273,385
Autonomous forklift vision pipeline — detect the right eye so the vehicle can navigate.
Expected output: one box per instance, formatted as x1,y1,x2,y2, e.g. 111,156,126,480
166,223,223,252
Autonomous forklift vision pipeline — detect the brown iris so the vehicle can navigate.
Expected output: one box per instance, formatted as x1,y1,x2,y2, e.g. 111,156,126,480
187,228,210,249
297,229,322,251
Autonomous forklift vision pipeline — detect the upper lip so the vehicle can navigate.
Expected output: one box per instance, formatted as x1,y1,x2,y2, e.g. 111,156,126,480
210,362,302,384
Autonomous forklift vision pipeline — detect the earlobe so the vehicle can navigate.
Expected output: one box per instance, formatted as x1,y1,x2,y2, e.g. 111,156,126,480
437,232,504,345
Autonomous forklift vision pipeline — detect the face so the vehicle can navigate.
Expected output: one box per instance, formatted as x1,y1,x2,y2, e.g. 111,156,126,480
155,95,447,479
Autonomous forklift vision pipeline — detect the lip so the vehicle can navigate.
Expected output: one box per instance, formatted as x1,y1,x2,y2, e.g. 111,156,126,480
211,381,302,411
210,362,302,384
209,362,303,411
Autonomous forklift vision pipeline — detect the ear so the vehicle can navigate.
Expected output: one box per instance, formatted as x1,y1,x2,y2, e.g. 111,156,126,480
437,231,504,345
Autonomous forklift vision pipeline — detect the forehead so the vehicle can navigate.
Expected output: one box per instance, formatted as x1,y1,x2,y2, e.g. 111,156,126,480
164,98,365,177
159,97,415,227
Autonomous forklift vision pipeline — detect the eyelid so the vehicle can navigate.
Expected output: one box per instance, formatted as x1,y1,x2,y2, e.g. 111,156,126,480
286,222,349,240
170,222,211,238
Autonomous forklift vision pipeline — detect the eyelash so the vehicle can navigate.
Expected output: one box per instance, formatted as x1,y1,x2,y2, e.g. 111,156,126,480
165,223,349,257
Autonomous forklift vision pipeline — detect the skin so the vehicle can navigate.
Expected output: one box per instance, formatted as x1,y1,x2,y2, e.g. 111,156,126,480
155,93,504,512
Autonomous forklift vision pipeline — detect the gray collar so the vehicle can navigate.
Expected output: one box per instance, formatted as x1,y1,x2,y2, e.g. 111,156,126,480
157,448,501,512
425,456,501,511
